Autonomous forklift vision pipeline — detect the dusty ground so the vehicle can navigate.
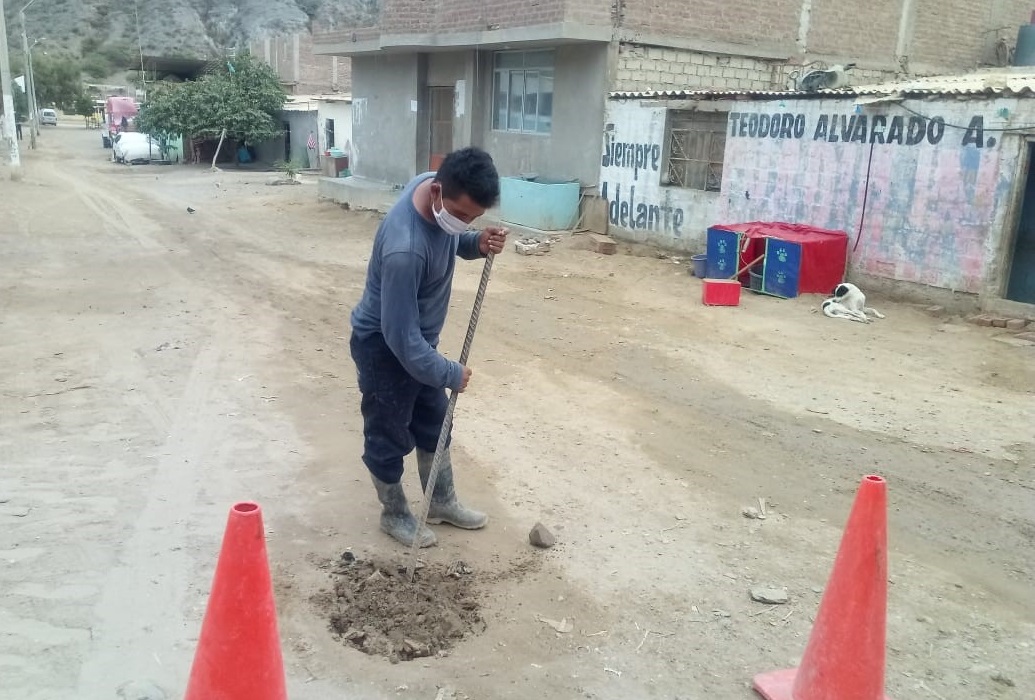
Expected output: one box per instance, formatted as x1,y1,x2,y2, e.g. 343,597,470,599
1,122,1033,700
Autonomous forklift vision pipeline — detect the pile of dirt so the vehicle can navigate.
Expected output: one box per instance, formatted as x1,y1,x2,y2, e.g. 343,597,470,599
312,553,485,662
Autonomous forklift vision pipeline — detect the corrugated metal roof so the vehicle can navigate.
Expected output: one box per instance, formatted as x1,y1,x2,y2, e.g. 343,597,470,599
315,93,353,103
282,94,353,111
609,69,1035,101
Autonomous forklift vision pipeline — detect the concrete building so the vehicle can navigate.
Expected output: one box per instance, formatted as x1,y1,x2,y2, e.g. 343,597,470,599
248,34,354,169
254,95,321,167
316,94,354,160
602,71,1035,310
253,94,354,170
313,0,1031,214
249,32,352,95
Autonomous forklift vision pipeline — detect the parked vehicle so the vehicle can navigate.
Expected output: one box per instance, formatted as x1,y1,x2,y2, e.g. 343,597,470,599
112,132,159,164
39,108,58,126
101,96,138,148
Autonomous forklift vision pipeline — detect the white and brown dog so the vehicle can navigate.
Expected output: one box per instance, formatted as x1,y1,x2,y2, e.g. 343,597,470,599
821,282,885,323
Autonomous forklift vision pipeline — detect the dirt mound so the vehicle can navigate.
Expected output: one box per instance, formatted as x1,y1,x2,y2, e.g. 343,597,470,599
312,553,485,662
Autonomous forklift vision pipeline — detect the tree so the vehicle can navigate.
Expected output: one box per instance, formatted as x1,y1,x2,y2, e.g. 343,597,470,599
29,54,85,112
137,52,285,162
72,92,94,118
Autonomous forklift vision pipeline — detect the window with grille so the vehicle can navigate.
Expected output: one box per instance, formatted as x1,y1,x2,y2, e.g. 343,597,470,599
492,50,554,135
663,110,727,192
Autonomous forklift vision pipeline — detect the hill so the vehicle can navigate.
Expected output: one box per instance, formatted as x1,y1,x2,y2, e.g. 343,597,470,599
6,0,377,61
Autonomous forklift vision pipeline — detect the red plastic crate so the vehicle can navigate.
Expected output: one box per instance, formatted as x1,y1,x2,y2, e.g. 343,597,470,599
701,278,742,306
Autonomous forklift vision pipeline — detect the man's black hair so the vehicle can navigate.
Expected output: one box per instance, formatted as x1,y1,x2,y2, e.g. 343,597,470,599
434,147,500,208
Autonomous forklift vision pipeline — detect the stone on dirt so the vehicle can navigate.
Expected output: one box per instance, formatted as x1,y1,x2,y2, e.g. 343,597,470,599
529,522,556,548
266,175,300,186
116,680,167,700
515,238,551,256
750,585,790,605
586,233,617,255
991,671,1015,687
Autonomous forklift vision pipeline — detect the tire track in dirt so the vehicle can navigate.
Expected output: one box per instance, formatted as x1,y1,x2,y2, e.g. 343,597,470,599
75,341,225,696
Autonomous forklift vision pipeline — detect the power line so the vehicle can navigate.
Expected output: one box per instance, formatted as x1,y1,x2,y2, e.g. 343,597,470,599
893,101,1035,133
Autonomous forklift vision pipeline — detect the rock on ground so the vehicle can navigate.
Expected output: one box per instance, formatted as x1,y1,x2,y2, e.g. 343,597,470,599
750,585,790,605
529,522,556,548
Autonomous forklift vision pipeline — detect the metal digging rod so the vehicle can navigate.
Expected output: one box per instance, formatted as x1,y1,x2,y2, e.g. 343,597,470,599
406,251,496,582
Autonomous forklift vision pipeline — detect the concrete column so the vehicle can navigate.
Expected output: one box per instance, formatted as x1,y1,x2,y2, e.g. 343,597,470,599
797,0,813,54
896,0,917,70
293,34,300,84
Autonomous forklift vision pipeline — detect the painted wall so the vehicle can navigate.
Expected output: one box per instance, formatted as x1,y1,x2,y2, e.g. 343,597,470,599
317,101,353,156
475,43,608,186
601,96,1027,295
253,110,321,167
718,98,1024,294
351,53,421,185
598,100,721,251
285,111,319,167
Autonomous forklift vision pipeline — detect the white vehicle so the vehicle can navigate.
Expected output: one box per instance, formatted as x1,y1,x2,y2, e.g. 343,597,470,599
112,132,159,164
39,108,58,126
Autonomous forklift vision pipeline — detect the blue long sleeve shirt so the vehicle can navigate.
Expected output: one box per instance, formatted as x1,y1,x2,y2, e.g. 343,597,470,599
350,173,484,390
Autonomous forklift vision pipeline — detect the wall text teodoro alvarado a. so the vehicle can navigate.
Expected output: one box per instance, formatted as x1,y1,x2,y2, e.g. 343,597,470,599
728,112,998,148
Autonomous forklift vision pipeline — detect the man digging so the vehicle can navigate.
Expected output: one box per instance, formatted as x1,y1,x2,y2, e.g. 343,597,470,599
349,147,508,548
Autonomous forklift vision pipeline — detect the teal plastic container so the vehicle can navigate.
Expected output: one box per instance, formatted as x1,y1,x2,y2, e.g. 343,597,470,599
499,176,580,231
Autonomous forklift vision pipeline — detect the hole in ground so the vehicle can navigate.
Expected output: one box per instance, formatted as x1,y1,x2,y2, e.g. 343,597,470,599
311,553,485,662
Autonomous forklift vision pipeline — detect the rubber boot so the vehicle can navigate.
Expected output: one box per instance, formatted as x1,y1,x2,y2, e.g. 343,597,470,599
417,448,488,530
370,475,437,548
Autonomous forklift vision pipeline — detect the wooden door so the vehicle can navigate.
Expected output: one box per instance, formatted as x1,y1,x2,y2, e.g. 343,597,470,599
429,87,454,171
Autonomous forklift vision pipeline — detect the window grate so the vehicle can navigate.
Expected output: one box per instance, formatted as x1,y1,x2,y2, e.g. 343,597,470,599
665,111,727,192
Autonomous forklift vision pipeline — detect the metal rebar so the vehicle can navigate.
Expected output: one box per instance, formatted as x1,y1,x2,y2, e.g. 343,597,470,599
406,251,495,582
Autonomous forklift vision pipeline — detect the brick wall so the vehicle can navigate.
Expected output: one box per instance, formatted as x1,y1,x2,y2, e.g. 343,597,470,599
378,0,571,34
619,0,801,49
251,32,352,94
565,0,612,25
910,0,1031,71
320,1,1028,77
806,0,901,60
613,44,894,94
617,0,1027,73
323,0,1034,78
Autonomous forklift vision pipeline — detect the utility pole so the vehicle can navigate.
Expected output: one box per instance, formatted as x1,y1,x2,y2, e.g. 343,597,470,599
20,11,36,148
0,0,24,179
26,36,38,136
21,0,40,141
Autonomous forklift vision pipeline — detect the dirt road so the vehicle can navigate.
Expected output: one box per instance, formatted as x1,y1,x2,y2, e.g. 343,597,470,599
1,123,1032,700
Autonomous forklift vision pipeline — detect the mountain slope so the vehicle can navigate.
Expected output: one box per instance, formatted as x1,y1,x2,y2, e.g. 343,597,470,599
8,0,378,60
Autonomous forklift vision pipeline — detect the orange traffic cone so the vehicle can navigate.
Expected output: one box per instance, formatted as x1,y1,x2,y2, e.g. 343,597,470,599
184,502,287,700
753,474,892,700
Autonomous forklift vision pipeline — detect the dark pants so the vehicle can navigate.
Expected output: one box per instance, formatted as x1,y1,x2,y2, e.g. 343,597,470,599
350,331,450,484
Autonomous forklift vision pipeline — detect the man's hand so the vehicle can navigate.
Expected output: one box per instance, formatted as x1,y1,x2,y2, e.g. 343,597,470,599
458,365,473,392
479,226,509,256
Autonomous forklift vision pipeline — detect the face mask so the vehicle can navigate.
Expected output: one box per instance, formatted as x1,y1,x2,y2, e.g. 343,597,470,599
433,193,469,235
